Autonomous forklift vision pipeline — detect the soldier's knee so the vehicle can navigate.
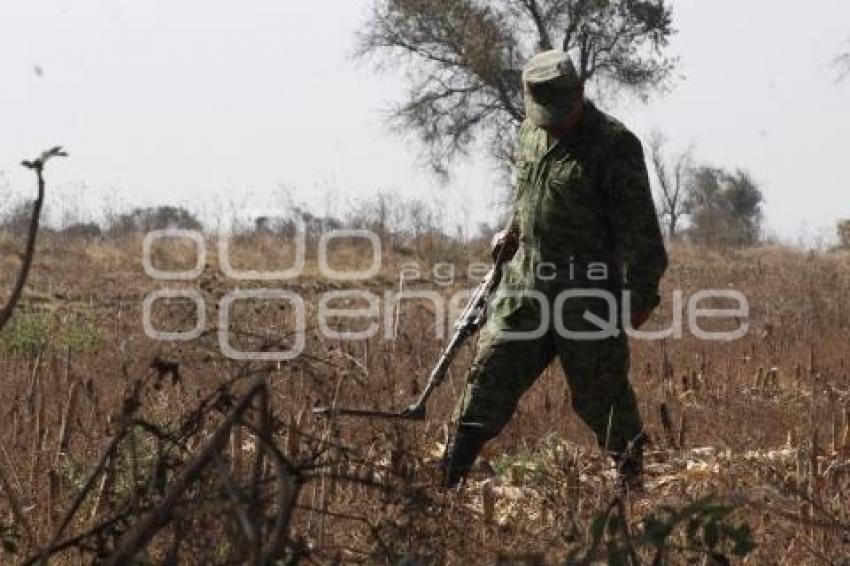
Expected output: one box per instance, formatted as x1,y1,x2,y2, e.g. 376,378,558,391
458,382,520,438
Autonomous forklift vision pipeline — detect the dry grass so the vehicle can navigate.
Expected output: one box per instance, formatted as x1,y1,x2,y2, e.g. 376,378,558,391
0,233,848,563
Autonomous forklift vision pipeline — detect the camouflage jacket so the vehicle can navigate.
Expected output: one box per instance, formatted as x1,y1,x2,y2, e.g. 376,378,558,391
500,101,668,316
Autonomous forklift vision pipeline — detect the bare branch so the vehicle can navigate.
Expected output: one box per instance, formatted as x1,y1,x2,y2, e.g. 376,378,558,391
103,378,280,565
0,146,67,332
519,0,553,50
648,131,691,239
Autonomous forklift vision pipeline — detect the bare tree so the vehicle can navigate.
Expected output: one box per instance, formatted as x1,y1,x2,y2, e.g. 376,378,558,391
647,130,691,239
357,0,677,177
837,219,850,249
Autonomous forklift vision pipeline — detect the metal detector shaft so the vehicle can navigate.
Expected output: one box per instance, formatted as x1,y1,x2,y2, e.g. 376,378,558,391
312,323,474,420
399,326,473,419
311,406,426,420
313,244,510,421
310,326,471,421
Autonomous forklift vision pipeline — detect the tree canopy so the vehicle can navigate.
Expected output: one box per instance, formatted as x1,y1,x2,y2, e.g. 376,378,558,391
357,0,677,176
686,167,763,248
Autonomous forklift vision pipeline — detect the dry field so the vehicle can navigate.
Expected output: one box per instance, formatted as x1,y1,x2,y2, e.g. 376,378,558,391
0,231,849,564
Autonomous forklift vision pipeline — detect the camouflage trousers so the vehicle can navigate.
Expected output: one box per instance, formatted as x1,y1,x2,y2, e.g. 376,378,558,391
453,302,644,455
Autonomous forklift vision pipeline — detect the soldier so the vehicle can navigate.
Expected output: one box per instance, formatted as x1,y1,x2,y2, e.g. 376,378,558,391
441,50,668,492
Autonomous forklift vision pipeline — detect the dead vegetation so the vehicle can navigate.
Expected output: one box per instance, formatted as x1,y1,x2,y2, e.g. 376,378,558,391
0,218,848,563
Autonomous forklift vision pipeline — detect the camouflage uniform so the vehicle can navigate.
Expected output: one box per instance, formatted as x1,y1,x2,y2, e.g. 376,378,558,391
445,93,668,484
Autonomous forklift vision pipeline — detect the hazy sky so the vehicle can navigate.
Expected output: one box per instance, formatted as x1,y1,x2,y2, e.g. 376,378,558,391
2,1,848,243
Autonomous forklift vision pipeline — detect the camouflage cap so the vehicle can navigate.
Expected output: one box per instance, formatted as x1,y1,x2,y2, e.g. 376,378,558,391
522,50,581,128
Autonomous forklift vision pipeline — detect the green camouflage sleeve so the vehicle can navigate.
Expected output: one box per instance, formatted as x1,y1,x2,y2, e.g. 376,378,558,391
508,120,534,238
601,132,669,313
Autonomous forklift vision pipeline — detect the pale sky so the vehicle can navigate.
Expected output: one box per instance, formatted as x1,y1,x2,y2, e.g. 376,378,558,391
1,1,848,244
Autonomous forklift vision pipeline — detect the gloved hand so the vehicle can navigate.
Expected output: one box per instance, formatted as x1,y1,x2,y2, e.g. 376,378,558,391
491,230,519,262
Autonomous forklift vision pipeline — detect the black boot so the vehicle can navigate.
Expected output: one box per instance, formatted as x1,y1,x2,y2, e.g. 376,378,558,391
441,430,489,488
614,432,648,494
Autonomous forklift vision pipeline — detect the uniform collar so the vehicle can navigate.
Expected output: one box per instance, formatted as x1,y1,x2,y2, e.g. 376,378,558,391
570,100,601,141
